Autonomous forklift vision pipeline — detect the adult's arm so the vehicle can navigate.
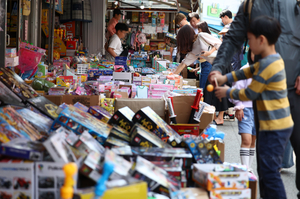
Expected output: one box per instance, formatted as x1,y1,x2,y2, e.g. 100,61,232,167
209,3,248,82
107,47,117,58
107,20,116,37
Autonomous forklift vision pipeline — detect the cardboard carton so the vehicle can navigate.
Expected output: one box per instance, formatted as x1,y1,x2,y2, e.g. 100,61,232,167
62,95,100,107
249,180,257,199
210,188,251,199
180,188,209,199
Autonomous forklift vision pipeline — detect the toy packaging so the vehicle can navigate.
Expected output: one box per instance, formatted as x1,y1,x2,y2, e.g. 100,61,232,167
51,105,112,144
72,131,105,155
0,106,43,142
108,106,135,133
0,138,45,161
105,149,132,180
17,108,53,135
88,105,112,123
100,98,115,115
104,136,130,149
210,189,251,199
27,96,59,120
73,102,89,112
133,106,182,146
170,124,199,136
43,127,77,163
0,81,25,107
79,150,102,182
151,159,183,184
108,125,130,142
0,67,39,101
35,162,78,199
131,156,180,197
192,164,249,191
0,160,34,199
130,124,172,148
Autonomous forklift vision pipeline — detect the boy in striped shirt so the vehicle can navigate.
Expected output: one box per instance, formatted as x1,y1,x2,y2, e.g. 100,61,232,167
214,16,294,199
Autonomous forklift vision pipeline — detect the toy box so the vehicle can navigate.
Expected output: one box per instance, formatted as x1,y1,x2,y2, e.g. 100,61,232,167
51,105,111,144
131,156,180,197
108,106,135,133
74,102,89,112
27,96,59,120
131,60,146,68
0,138,45,161
104,136,129,148
130,124,171,148
108,125,130,142
149,84,174,90
0,160,34,199
88,106,112,123
210,189,251,199
36,63,48,77
5,48,17,57
17,108,53,135
170,124,199,136
79,150,102,182
132,106,182,146
88,69,113,80
35,162,78,199
5,56,19,67
192,164,249,191
0,81,24,107
0,106,43,142
72,131,106,155
0,67,39,101
113,72,132,83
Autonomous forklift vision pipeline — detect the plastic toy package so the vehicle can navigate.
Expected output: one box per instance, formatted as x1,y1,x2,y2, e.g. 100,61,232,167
100,98,115,115
27,96,59,120
133,106,182,146
88,105,112,123
0,106,43,143
0,67,39,101
0,80,25,107
104,136,129,149
51,105,111,144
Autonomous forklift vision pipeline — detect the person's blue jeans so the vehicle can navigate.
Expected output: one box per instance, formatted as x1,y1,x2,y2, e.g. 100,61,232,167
172,56,176,62
282,140,294,168
258,127,293,199
199,61,212,89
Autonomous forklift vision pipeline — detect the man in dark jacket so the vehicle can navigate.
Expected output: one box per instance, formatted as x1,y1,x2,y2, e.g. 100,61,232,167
208,1,300,198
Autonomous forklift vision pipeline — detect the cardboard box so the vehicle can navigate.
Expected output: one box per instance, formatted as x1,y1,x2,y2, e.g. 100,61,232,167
180,188,209,199
183,78,197,87
0,160,34,199
172,96,214,132
44,95,64,106
182,67,188,78
192,164,249,191
249,180,257,199
35,162,78,199
115,98,165,119
5,56,19,67
62,95,100,107
210,189,251,199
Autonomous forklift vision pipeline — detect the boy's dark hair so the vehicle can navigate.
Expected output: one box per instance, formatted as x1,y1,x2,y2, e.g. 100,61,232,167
197,21,211,34
219,10,232,19
115,23,128,32
187,13,200,21
248,16,281,45
113,9,122,17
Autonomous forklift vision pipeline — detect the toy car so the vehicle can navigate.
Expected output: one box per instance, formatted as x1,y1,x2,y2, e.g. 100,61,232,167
17,193,30,199
14,178,31,189
38,192,55,199
0,177,11,189
38,177,54,188
0,191,12,199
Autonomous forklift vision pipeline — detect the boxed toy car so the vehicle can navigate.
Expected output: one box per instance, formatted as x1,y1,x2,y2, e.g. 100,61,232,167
0,138,45,161
35,162,78,199
108,106,135,133
72,131,106,154
192,164,249,191
0,106,43,142
88,105,112,123
132,106,182,146
130,124,171,148
51,105,111,144
0,159,34,199
210,189,251,199
27,96,59,120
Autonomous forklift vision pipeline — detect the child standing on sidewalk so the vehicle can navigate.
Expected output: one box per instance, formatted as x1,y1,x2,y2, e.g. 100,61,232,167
229,63,256,172
214,16,294,199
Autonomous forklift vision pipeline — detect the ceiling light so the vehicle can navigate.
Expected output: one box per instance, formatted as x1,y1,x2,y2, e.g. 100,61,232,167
114,1,118,5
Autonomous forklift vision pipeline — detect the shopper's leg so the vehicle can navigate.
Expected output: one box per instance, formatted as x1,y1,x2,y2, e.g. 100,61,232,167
240,133,251,168
249,135,256,169
281,140,294,169
199,61,212,89
288,90,300,198
257,129,292,199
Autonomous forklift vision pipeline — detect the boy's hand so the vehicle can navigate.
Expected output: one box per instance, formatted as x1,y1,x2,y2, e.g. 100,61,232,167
213,73,227,86
235,110,244,122
295,76,300,95
215,85,230,100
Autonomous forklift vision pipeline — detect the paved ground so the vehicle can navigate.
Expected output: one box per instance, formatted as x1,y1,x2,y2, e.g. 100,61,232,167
218,120,298,199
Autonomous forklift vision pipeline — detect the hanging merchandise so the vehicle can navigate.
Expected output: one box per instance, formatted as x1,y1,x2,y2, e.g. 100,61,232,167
22,0,31,16
139,12,145,23
132,12,139,23
151,12,157,27
159,12,165,27
137,33,147,44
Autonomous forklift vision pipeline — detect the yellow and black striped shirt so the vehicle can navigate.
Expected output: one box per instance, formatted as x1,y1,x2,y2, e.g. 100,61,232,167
226,54,293,131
